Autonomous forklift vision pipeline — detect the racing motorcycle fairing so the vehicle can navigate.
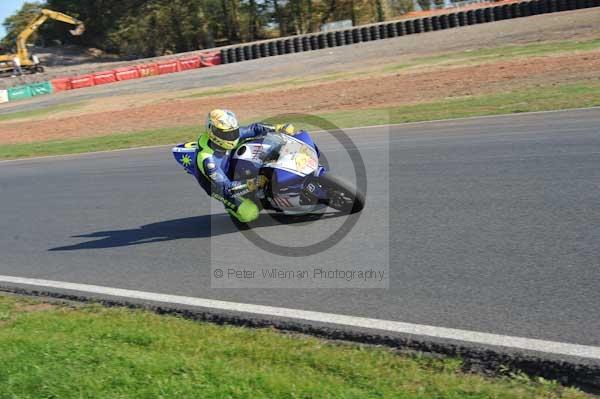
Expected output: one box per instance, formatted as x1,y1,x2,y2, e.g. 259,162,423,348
172,129,363,215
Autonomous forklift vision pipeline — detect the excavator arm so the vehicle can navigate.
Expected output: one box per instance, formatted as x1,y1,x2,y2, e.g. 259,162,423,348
13,9,85,65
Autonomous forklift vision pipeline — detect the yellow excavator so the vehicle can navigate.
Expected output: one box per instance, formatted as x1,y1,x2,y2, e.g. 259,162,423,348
0,9,85,75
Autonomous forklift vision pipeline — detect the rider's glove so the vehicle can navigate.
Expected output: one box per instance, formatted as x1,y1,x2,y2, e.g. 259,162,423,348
275,123,296,135
246,175,268,192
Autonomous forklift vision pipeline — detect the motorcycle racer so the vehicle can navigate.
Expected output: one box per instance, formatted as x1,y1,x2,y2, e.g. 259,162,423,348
196,109,296,223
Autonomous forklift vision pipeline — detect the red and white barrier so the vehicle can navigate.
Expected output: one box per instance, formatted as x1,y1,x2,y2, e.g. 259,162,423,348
93,70,117,85
178,56,201,71
40,50,223,95
69,75,95,89
137,63,159,77
157,59,181,75
114,67,140,81
51,78,72,92
200,51,221,67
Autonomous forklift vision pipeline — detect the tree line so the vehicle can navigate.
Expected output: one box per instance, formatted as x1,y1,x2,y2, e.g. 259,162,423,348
1,0,437,58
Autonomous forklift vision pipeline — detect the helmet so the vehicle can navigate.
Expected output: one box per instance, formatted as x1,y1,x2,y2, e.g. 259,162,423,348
206,109,240,150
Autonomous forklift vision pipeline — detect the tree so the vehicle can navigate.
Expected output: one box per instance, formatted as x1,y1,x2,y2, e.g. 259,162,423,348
1,2,45,51
417,0,432,10
2,0,408,57
388,0,414,15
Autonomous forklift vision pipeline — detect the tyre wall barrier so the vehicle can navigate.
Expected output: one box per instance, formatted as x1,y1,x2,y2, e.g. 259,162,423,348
93,70,117,85
7,85,32,101
29,81,53,96
7,1,597,98
5,51,222,101
70,74,95,89
51,78,71,92
137,63,159,77
157,60,181,74
179,56,201,70
4,81,55,102
217,0,600,65
114,67,141,81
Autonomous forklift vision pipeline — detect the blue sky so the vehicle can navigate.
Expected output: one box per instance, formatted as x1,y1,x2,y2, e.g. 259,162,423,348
0,0,28,38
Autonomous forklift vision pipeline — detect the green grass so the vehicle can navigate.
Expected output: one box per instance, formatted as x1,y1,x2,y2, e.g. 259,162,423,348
287,81,600,130
0,126,198,159
382,37,600,72
0,101,86,122
181,37,600,99
1,81,599,160
0,294,587,398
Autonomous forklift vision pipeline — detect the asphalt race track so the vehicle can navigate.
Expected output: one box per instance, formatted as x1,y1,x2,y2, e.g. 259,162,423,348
1,108,599,364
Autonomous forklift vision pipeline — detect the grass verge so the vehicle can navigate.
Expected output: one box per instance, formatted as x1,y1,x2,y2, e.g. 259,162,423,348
382,37,600,72
0,102,86,122
1,81,599,160
0,294,587,398
177,37,600,99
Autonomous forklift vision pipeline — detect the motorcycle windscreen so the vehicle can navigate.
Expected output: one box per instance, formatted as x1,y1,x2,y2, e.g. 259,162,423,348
263,135,318,177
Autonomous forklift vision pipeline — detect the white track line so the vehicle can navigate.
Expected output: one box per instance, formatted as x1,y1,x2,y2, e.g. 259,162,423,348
1,106,599,165
0,274,599,360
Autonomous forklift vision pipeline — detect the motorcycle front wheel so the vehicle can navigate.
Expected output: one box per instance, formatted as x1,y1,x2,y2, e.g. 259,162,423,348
319,174,365,214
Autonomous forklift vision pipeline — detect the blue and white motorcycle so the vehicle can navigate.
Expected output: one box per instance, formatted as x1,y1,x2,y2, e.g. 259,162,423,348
172,130,364,217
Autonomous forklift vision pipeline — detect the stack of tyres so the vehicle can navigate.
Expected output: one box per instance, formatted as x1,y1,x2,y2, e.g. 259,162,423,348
251,44,260,58
302,36,312,51
259,43,269,57
294,37,304,53
269,41,279,56
413,19,423,33
386,22,398,37
369,25,379,40
310,35,320,50
361,27,371,41
234,47,243,62
220,49,229,64
510,3,521,17
439,14,449,29
448,13,458,27
466,10,476,24
475,9,485,23
344,30,354,44
226,48,236,63
243,46,252,60
326,32,335,47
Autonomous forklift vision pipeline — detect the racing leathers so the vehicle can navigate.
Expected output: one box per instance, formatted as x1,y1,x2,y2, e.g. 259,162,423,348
195,123,294,223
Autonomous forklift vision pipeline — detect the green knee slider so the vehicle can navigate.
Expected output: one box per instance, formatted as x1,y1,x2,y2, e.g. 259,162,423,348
229,198,259,223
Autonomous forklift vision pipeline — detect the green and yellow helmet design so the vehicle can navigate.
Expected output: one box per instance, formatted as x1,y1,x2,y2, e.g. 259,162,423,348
206,109,240,150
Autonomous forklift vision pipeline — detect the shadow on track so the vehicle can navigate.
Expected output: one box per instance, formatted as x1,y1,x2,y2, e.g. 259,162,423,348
49,211,345,251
